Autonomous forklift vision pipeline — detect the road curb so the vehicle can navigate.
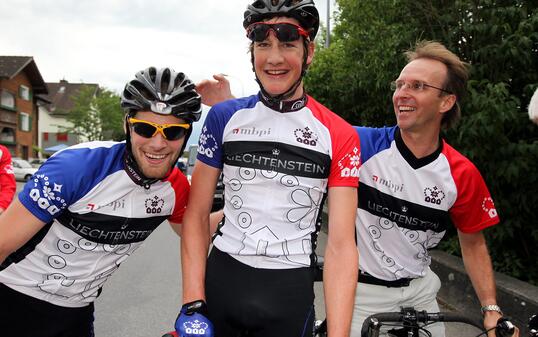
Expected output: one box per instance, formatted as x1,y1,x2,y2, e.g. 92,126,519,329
431,250,538,335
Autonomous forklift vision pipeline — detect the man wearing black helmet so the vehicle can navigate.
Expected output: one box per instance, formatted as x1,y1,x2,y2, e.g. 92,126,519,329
178,1,360,337
0,67,201,337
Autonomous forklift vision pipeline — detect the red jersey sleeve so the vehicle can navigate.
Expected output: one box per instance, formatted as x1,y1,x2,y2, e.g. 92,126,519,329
445,143,499,233
166,168,190,224
0,145,16,210
307,96,360,188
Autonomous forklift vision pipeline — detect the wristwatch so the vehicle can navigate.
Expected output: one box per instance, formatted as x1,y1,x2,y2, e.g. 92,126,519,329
481,304,503,316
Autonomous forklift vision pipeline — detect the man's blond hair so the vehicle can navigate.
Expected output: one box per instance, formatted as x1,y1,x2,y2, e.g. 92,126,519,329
405,41,469,129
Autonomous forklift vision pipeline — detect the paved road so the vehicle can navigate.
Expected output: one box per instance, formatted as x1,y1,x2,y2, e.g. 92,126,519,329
91,222,482,337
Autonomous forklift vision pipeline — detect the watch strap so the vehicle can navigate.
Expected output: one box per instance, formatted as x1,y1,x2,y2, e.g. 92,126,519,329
481,304,503,316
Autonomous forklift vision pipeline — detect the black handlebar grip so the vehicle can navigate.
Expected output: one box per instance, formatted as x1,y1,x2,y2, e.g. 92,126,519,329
360,313,403,337
495,317,515,337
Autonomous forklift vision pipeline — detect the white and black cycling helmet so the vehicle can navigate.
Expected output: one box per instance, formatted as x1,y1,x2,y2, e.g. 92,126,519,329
120,67,201,188
243,0,320,41
121,67,201,123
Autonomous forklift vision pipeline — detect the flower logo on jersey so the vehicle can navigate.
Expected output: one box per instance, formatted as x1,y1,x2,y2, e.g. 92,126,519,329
198,126,218,158
482,197,498,218
29,174,67,216
5,164,13,174
424,186,445,205
183,320,209,335
287,187,322,230
145,196,164,214
294,127,318,146
337,147,360,178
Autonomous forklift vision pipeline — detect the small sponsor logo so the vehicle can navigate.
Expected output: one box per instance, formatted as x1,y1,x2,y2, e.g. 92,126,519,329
482,197,498,218
155,102,167,113
294,127,318,146
232,126,271,137
290,98,306,110
372,175,404,193
183,319,209,335
145,196,164,214
5,164,13,174
29,174,67,215
423,186,446,205
338,147,360,178
198,126,218,158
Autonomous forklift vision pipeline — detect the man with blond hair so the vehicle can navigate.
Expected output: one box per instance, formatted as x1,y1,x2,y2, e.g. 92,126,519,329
351,41,510,337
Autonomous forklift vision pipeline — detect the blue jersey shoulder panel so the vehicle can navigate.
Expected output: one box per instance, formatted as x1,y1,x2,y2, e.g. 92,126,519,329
197,95,259,168
354,126,397,163
19,142,125,223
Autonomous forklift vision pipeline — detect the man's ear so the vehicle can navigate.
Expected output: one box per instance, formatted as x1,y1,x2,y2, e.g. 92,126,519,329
440,94,457,114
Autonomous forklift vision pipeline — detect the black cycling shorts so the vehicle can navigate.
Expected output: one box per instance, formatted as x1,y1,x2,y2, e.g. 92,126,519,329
0,283,95,337
205,248,316,337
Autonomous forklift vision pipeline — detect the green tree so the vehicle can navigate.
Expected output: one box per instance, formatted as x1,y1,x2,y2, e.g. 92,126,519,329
62,86,124,142
306,0,538,284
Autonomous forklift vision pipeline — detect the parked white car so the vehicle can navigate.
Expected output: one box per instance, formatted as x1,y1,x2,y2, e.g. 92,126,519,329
12,158,38,182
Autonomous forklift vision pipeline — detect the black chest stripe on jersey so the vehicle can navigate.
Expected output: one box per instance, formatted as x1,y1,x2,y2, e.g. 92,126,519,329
57,212,169,245
359,184,452,233
223,141,331,179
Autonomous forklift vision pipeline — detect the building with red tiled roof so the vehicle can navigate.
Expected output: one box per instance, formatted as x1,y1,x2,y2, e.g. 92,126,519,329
0,56,48,159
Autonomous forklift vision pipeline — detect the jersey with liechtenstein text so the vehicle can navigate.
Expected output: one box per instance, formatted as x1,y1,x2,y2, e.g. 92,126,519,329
0,141,188,307
198,94,360,269
355,126,499,280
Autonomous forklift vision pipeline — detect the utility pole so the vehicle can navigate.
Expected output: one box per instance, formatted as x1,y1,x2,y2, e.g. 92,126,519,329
325,0,331,48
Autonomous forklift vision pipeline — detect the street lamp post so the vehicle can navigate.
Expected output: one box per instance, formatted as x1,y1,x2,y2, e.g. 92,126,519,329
325,0,330,48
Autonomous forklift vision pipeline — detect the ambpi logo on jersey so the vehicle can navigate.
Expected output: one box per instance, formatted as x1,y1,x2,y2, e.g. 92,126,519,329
145,195,164,214
294,126,318,146
482,197,498,218
424,186,445,205
337,147,360,178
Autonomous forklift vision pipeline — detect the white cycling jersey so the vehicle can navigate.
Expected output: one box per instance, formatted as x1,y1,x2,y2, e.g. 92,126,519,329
198,94,360,269
355,126,499,280
0,141,189,307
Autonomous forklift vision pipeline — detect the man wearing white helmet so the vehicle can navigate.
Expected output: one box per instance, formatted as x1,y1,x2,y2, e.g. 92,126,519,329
177,1,360,337
0,67,201,337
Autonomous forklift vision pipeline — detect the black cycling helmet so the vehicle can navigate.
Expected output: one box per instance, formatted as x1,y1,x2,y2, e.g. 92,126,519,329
121,67,202,123
243,0,320,40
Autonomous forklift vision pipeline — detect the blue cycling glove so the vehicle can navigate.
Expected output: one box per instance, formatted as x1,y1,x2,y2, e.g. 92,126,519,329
175,300,214,337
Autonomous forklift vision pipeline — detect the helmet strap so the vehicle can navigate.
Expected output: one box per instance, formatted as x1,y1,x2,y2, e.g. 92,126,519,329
123,115,159,189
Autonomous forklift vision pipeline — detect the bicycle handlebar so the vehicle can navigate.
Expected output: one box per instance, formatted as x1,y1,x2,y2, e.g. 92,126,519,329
360,308,515,337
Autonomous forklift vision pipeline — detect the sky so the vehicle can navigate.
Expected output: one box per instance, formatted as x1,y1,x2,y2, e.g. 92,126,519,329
0,0,337,146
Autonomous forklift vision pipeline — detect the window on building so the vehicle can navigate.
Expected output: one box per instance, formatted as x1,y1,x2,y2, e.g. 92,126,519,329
19,85,31,101
0,127,15,143
43,132,49,141
57,132,68,142
20,112,31,132
1,90,16,109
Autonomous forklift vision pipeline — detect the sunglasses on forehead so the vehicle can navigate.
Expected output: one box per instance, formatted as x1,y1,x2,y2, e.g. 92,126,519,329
246,22,309,43
128,118,190,141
